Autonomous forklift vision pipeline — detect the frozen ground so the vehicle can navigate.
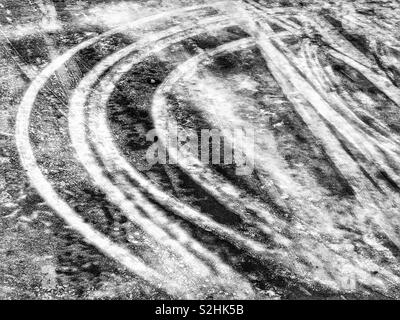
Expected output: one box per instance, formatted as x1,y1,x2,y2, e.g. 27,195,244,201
1,0,400,299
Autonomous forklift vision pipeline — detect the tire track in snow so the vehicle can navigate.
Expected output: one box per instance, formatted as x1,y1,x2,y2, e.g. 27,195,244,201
16,3,255,299
150,34,398,291
68,16,257,297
